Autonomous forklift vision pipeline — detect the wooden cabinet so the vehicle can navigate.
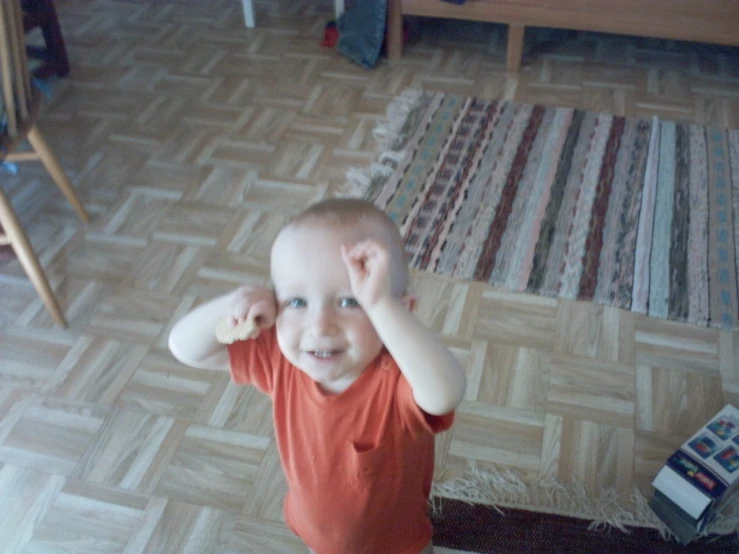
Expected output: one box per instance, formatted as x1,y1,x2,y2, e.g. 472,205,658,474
387,0,739,71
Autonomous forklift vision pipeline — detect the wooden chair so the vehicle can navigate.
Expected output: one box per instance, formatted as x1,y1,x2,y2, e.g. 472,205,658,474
22,0,70,79
0,0,88,327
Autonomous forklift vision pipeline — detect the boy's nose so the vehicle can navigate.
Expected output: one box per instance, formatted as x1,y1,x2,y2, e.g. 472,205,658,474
311,309,339,335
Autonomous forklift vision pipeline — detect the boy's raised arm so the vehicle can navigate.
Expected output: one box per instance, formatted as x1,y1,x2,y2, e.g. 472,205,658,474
169,292,235,371
341,241,466,416
168,286,277,371
368,299,466,416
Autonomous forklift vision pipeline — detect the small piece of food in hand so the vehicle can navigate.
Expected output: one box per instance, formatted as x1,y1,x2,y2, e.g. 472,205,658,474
215,318,258,344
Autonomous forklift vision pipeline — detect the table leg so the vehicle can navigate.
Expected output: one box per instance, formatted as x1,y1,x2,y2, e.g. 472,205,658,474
387,0,403,59
506,23,525,71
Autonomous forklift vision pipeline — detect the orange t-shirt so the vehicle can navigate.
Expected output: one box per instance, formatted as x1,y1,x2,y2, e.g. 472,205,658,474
228,327,454,554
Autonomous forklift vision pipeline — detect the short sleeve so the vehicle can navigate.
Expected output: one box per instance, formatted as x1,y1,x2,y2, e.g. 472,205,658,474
227,327,280,396
395,369,455,436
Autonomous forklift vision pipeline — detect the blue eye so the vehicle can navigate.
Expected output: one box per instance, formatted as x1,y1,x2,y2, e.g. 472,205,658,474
286,298,306,308
339,298,360,308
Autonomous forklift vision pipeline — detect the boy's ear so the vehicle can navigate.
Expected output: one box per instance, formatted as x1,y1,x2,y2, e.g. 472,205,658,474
400,294,417,313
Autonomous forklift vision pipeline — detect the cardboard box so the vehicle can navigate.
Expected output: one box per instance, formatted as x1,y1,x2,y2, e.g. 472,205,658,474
650,404,739,544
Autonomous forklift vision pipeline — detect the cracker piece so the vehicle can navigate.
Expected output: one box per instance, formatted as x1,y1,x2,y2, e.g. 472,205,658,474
215,318,258,344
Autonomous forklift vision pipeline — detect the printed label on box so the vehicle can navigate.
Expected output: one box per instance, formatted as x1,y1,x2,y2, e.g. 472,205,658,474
714,446,739,473
666,450,728,500
652,404,739,542
706,415,739,441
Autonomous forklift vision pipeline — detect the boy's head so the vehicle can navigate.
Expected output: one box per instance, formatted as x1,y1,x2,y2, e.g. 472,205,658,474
269,198,411,393
279,198,409,293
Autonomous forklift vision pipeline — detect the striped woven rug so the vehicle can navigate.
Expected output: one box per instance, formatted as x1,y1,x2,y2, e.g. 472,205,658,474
353,90,739,330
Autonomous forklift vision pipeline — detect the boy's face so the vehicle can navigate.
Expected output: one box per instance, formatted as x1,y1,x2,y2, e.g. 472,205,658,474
270,220,397,393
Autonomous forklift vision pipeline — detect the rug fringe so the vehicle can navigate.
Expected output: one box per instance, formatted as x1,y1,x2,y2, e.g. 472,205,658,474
337,88,425,200
431,464,739,542
372,88,424,151
339,163,394,199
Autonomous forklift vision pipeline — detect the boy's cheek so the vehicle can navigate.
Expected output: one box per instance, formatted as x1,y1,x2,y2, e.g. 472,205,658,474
274,318,291,343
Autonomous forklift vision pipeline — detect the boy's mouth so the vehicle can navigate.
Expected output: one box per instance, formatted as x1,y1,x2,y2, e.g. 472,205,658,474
309,350,340,359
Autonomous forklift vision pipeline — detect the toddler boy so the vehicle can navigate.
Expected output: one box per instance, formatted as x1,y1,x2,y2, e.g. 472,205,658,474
168,198,466,554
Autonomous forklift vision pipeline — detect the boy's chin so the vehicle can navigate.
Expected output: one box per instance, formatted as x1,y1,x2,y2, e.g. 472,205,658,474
297,361,367,393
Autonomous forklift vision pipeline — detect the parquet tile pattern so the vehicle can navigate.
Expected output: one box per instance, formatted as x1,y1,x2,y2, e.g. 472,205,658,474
1,1,738,551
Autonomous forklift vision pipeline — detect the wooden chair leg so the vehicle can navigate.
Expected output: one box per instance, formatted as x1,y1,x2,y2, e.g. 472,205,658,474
0,187,67,327
26,125,89,223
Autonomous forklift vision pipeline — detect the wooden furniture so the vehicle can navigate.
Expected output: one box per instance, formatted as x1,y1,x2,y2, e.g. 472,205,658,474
241,0,345,28
387,0,739,71
22,0,70,78
0,0,88,327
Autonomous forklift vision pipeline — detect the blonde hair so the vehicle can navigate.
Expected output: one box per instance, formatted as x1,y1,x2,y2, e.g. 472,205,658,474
281,198,409,295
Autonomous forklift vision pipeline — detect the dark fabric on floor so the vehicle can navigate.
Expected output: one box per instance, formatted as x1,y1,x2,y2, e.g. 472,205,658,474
337,0,387,69
431,498,739,553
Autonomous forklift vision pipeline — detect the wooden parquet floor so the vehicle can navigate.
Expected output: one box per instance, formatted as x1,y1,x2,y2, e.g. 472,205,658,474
1,1,738,551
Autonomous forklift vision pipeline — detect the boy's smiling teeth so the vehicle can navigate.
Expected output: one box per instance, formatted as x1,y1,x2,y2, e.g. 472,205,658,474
311,350,337,358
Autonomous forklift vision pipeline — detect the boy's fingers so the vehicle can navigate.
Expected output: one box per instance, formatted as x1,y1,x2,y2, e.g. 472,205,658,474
249,303,272,326
341,243,363,265
217,294,276,344
229,291,270,328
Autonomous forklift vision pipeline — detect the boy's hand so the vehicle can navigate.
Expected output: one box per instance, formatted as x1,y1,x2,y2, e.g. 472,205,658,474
340,239,393,310
169,285,277,370
228,285,277,334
